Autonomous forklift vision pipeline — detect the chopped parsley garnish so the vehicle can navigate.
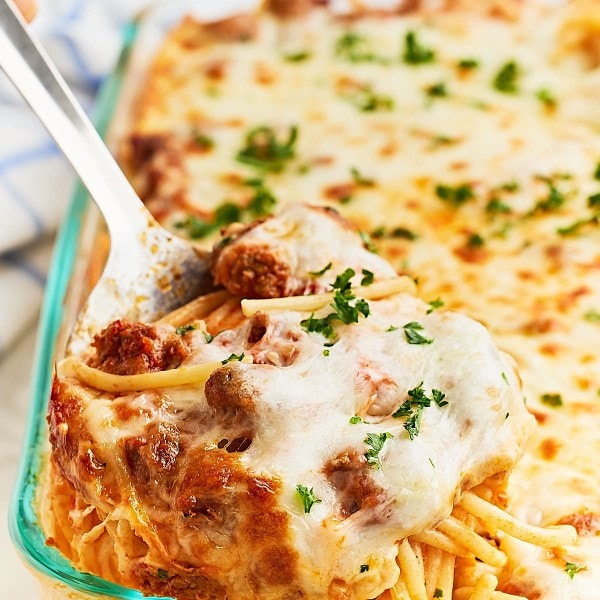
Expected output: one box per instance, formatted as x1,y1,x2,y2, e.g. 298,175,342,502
335,31,382,63
175,214,218,239
427,298,444,314
360,564,369,573
392,382,447,440
594,162,600,181
301,268,370,340
157,569,169,580
589,192,600,208
193,132,215,151
283,50,311,62
296,484,322,513
309,262,333,277
493,60,520,94
236,125,298,172
203,332,214,344
540,393,563,408
435,182,475,206
457,58,479,70
323,349,330,357
361,269,374,286
565,562,586,579
403,321,434,345
359,230,378,253
425,81,448,98
584,309,600,322
557,214,599,237
221,353,245,365
501,371,509,384
246,179,277,217
175,179,278,239
371,226,418,241
364,432,393,469
350,415,362,424
350,166,375,186
386,325,399,332
403,30,435,65
486,197,511,214
467,233,485,248
175,324,197,336
433,589,444,598
532,178,568,213
536,88,557,109
343,85,395,112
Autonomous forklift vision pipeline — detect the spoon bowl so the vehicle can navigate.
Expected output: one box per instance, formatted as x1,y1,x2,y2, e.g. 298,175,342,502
0,0,213,355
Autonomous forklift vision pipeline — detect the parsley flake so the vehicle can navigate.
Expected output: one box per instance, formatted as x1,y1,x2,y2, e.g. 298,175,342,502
403,321,434,345
589,192,600,208
457,58,479,70
343,85,395,112
361,269,374,286
203,331,214,344
350,415,362,424
392,382,448,440
350,166,375,186
309,262,332,277
540,393,563,408
157,569,169,581
175,324,197,336
221,353,245,365
427,298,444,314
283,50,311,62
435,183,475,206
360,564,369,573
300,268,371,339
335,31,383,63
536,88,557,110
584,309,600,323
433,589,444,598
486,197,511,215
565,562,586,579
425,81,448,98
296,484,322,514
364,432,393,469
386,325,399,332
193,132,215,151
236,125,298,172
493,60,520,94
359,230,378,253
403,30,435,65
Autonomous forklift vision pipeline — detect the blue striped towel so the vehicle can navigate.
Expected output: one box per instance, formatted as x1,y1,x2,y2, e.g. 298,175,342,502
0,0,151,356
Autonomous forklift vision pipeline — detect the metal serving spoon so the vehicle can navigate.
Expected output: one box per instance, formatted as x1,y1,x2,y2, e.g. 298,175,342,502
0,0,213,354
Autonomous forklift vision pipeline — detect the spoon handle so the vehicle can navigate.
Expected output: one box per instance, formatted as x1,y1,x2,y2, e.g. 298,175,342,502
0,0,150,237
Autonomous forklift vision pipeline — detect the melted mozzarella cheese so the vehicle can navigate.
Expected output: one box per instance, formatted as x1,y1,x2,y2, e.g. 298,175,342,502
76,293,531,598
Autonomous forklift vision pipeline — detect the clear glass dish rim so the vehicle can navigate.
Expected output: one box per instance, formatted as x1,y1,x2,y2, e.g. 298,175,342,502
7,18,172,600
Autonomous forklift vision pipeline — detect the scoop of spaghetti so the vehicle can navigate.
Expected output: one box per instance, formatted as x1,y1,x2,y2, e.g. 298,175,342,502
46,206,538,600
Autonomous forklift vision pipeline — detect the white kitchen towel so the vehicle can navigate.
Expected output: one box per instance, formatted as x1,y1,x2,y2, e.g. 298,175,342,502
0,0,152,356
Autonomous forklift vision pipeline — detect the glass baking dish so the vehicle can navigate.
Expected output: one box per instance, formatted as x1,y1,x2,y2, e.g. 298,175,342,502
8,2,255,598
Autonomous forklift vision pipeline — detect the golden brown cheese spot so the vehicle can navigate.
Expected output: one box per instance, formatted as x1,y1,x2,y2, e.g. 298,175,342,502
88,320,191,375
556,512,600,536
266,0,320,19
538,437,561,461
323,182,357,203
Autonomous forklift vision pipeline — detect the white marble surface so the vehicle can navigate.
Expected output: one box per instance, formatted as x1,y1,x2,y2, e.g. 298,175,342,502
0,325,41,598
